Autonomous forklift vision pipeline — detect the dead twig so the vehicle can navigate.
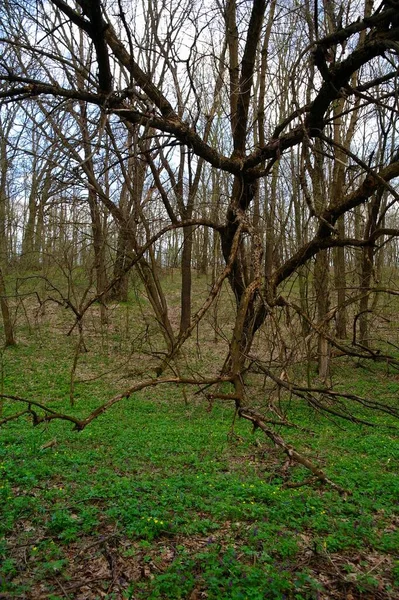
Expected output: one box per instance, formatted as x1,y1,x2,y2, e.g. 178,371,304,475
238,406,350,495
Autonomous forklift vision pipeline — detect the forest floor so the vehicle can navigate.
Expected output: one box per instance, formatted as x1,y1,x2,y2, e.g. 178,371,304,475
0,274,398,599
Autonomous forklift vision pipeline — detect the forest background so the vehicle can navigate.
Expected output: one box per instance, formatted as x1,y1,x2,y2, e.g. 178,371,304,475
0,0,399,598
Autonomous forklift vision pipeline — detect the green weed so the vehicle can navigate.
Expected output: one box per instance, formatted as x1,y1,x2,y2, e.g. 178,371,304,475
0,300,398,598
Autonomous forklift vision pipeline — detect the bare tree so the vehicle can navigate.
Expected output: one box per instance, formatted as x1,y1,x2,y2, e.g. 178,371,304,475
1,0,399,484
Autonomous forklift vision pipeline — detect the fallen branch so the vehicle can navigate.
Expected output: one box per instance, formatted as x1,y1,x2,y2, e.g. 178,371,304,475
238,406,350,495
0,408,30,425
250,358,399,426
0,375,233,430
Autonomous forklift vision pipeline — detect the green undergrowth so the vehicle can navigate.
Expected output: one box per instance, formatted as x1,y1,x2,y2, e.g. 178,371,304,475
1,398,399,596
0,328,399,598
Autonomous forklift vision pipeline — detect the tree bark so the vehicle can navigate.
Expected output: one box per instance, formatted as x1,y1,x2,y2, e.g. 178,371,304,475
0,267,15,347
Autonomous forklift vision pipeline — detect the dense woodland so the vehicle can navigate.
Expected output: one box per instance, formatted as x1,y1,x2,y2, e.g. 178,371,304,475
1,0,399,468
1,0,399,597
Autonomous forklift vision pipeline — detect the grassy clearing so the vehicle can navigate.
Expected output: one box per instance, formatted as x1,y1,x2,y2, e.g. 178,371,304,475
0,277,398,599
1,356,398,597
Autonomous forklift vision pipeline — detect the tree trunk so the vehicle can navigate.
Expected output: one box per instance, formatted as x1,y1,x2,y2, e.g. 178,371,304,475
314,250,330,380
358,192,382,347
0,267,15,346
311,139,330,380
180,224,193,334
333,218,347,338
109,228,130,302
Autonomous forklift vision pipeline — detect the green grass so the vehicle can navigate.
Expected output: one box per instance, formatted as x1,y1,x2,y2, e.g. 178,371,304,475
1,357,398,598
0,280,398,598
